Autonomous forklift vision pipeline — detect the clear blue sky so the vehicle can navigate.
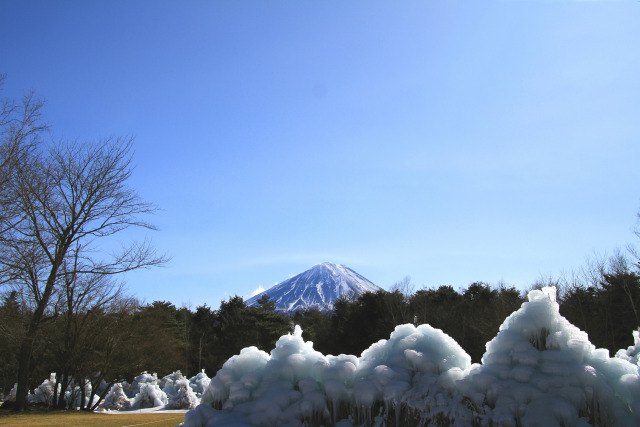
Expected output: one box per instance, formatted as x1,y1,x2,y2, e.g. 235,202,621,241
2,1,639,308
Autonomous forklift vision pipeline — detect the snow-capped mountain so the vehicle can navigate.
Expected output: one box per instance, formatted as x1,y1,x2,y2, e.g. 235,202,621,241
246,263,381,312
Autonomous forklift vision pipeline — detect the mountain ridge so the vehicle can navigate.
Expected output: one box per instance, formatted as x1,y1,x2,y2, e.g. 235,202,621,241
246,262,381,312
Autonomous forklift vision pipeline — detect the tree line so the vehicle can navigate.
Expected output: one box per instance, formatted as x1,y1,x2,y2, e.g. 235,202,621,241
3,249,638,407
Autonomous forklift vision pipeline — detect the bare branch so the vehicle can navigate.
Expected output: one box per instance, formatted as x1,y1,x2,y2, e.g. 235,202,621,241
0,85,168,409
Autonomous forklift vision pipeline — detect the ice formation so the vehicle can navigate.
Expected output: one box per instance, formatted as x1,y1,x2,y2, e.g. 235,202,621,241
6,383,17,402
186,322,472,426
183,287,640,427
459,287,640,426
99,370,205,411
616,330,640,367
23,369,208,411
189,370,212,397
27,373,57,406
130,371,159,393
131,382,168,409
64,378,100,409
25,373,99,409
163,371,199,409
102,383,131,410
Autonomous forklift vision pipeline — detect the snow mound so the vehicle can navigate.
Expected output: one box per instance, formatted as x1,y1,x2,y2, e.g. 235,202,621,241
459,286,640,426
6,383,17,402
122,371,158,398
166,378,199,410
65,379,99,409
131,383,168,409
162,371,198,410
189,370,211,397
102,383,131,410
100,370,206,411
28,373,57,406
183,287,640,426
28,373,98,409
185,323,472,426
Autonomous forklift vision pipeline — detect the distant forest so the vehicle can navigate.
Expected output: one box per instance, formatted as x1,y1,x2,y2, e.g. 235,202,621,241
2,251,639,401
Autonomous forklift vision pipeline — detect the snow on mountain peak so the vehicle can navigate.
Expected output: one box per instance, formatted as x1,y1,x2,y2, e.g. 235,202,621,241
246,263,380,312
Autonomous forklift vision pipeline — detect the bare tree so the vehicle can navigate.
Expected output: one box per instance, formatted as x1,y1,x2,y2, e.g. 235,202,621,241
48,257,127,409
0,76,48,283
1,133,167,410
386,276,414,325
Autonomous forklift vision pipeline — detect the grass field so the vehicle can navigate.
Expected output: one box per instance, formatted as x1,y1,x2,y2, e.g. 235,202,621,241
0,410,186,426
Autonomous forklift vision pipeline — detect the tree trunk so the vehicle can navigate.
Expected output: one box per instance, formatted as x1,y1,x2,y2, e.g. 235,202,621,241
198,333,203,372
13,260,64,410
80,378,86,410
53,373,65,409
14,338,34,411
89,381,113,411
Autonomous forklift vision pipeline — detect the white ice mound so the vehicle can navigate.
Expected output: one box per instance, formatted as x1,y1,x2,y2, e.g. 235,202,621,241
123,371,157,398
162,371,199,409
461,286,640,426
131,383,168,409
101,383,131,410
185,323,471,426
183,287,640,427
359,323,473,426
28,373,57,406
189,370,211,397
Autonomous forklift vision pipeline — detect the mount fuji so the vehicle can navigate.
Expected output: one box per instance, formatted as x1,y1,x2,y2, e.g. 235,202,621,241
246,263,381,313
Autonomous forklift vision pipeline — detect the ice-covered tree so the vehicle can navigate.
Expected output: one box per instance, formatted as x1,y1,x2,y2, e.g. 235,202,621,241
102,383,131,410
131,383,168,409
166,377,198,409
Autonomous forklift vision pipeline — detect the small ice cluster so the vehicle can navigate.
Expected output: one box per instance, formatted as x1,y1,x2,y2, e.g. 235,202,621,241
27,373,100,409
184,287,640,427
23,369,211,411
101,370,208,411
5,383,17,402
129,371,168,409
27,373,58,406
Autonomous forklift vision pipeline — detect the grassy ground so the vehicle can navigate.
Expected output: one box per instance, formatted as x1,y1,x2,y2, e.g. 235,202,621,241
0,410,186,427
